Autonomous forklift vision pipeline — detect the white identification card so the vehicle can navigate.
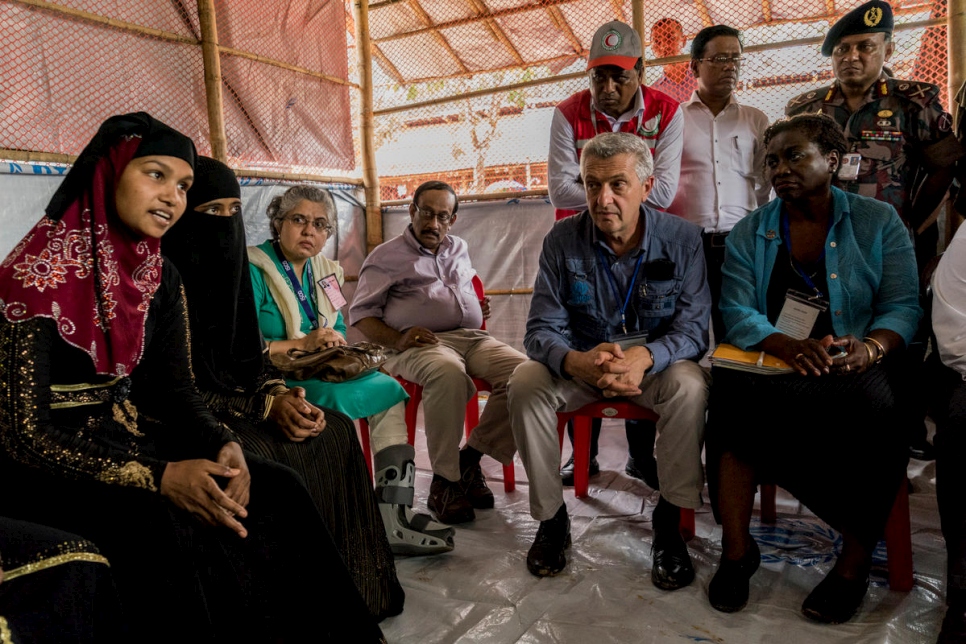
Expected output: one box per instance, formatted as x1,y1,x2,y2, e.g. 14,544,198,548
609,330,649,351
838,153,862,180
318,273,347,309
774,289,828,340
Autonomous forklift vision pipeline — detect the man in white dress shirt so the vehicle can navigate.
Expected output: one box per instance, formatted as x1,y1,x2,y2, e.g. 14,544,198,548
666,25,770,341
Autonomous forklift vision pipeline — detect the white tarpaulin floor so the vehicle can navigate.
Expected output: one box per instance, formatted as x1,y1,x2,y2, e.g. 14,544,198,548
377,405,946,644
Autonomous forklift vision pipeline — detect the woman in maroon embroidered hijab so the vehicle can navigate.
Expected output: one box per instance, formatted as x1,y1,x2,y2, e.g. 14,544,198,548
0,113,385,643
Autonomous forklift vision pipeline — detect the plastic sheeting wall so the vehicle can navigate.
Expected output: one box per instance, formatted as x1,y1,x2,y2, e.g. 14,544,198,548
381,197,554,352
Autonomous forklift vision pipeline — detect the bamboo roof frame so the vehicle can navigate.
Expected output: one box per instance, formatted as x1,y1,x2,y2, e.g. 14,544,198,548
373,15,947,117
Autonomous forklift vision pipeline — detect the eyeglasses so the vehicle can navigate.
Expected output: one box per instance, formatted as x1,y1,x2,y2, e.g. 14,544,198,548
281,214,333,234
415,208,455,224
698,55,745,66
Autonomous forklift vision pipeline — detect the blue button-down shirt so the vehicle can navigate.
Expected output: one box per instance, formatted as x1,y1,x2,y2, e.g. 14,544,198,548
525,206,710,378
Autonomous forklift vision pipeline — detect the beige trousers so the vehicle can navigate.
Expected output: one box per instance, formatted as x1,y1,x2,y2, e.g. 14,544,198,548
382,329,527,481
507,359,710,521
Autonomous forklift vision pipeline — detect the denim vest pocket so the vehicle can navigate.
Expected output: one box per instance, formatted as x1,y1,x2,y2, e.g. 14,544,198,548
636,278,681,317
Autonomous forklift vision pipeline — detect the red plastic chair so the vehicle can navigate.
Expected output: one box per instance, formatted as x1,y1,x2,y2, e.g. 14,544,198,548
757,482,913,591
556,401,695,541
359,275,515,492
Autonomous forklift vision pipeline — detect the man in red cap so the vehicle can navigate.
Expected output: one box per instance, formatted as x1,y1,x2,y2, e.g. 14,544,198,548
549,20,683,220
548,20,684,490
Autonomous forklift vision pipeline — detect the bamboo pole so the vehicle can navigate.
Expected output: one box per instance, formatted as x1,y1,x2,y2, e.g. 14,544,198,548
381,188,548,207
632,0,645,66
373,17,946,116
0,150,76,164
197,0,227,162
353,0,383,254
217,46,359,89
10,0,196,44
233,169,365,185
952,0,966,128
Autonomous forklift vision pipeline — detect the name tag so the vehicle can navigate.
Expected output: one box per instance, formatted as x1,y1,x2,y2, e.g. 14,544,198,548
775,290,828,340
609,330,649,350
838,153,861,180
318,273,347,309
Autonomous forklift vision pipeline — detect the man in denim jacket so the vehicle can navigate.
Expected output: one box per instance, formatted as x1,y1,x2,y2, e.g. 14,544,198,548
508,132,711,588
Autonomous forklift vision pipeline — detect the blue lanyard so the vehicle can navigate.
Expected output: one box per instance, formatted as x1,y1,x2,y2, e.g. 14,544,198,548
781,212,828,299
272,241,320,330
596,248,645,335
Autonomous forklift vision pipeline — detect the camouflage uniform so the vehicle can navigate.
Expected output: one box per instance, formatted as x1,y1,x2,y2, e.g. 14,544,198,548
786,75,954,228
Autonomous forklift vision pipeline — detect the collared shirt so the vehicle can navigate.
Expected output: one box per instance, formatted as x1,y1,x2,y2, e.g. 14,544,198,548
650,68,697,104
786,75,955,223
525,206,710,378
348,226,484,333
721,187,921,350
932,223,966,377
667,94,771,233
548,87,684,211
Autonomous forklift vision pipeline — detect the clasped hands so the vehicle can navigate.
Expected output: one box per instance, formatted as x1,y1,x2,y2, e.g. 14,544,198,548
302,327,346,351
774,334,870,377
268,387,326,442
565,343,653,398
160,441,251,539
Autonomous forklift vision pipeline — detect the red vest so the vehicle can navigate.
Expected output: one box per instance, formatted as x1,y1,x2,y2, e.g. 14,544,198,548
554,86,679,220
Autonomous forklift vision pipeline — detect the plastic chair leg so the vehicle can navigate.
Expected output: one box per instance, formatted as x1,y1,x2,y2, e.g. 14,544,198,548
359,418,373,481
885,481,914,591
760,483,777,524
679,508,695,542
573,416,593,498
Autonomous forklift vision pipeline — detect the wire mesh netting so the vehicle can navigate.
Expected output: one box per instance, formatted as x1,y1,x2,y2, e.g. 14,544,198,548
1,0,354,175
366,0,951,201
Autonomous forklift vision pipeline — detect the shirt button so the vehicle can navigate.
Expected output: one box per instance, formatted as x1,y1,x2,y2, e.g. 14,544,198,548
830,273,838,279
835,310,842,316
830,241,837,248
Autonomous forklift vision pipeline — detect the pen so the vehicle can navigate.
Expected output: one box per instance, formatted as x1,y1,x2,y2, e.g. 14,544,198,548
756,351,765,367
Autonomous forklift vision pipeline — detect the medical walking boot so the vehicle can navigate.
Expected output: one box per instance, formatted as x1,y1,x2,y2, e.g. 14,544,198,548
375,444,455,556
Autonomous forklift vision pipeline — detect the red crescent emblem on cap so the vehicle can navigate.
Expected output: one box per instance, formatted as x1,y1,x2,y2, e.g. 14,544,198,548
602,32,621,50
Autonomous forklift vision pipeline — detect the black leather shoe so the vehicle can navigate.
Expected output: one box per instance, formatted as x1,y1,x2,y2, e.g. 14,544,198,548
427,475,475,524
708,539,761,612
526,505,571,577
459,454,495,509
651,534,695,590
801,572,869,624
560,454,599,486
625,454,660,490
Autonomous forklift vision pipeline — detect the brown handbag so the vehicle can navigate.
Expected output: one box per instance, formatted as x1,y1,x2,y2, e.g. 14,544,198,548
270,342,389,382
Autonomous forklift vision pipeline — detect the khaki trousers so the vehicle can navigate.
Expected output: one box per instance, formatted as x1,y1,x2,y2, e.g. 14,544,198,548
382,329,527,481
508,359,710,521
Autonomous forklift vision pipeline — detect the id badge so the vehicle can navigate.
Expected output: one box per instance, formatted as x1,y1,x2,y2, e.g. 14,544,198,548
318,273,347,309
838,153,861,180
774,289,828,340
609,330,649,351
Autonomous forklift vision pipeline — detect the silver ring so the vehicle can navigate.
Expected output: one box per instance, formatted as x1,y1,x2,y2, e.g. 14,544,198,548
795,353,805,361
845,364,851,372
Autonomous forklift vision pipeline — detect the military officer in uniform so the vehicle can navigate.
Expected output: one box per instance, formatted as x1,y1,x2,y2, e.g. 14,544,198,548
786,0,963,461
785,0,961,271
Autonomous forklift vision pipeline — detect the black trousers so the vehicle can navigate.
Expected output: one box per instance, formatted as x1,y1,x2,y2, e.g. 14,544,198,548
702,231,729,343
934,362,966,599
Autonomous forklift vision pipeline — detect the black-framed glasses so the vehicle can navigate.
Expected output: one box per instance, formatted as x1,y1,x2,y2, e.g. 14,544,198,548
282,214,333,234
415,208,455,224
698,55,745,66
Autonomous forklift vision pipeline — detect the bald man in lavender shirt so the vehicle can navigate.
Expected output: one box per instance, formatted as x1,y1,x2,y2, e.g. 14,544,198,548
350,181,526,526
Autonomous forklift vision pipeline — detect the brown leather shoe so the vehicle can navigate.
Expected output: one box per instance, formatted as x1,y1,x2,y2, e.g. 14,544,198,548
428,475,475,524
